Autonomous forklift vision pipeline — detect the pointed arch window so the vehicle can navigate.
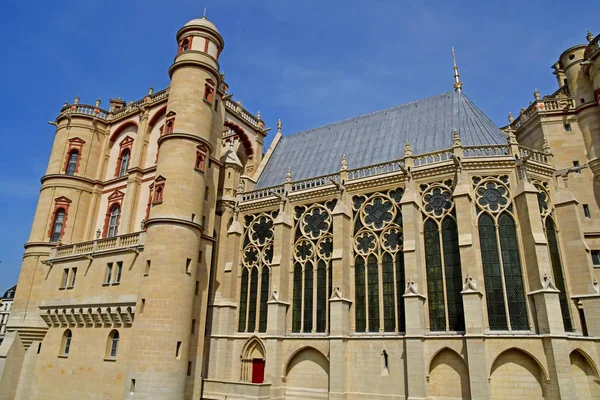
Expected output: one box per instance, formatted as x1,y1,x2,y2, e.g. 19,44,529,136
352,188,405,333
238,212,275,333
292,201,335,333
420,181,465,332
534,181,573,332
474,176,529,331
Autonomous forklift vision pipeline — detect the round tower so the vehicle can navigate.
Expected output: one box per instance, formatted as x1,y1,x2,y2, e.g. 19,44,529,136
9,99,108,343
560,41,600,178
126,17,225,399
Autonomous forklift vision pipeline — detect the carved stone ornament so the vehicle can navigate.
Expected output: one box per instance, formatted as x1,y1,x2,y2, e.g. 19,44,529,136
330,286,343,300
593,277,600,294
462,274,478,291
269,289,279,302
541,273,558,291
404,279,420,296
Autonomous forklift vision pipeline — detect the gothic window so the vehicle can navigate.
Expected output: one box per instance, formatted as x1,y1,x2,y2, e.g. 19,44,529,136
51,209,66,242
474,175,529,331
420,181,464,332
238,212,275,333
292,201,335,333
534,180,573,332
66,150,79,175
353,188,405,333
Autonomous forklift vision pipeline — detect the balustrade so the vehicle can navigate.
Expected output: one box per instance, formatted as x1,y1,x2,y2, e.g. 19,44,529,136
49,232,144,261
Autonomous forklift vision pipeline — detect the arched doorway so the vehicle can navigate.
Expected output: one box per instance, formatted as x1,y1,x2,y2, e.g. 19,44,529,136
285,347,329,399
490,349,546,400
428,348,471,399
240,337,266,384
570,350,600,399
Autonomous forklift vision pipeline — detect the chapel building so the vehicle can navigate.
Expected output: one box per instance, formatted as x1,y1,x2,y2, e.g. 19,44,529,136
1,16,600,400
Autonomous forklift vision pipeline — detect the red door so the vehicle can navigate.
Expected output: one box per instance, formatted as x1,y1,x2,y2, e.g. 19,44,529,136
251,358,265,383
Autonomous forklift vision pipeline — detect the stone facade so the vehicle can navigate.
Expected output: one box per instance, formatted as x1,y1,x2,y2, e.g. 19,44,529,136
1,17,600,400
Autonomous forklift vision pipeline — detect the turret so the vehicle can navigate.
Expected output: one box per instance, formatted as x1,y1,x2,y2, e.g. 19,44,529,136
125,16,225,399
558,34,600,179
9,97,108,343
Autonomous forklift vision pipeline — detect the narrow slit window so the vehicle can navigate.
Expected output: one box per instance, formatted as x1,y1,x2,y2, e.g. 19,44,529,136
195,281,199,295
51,209,65,242
105,263,113,284
573,160,581,173
187,361,192,376
145,260,151,276
591,250,600,266
61,268,69,289
176,341,182,359
66,150,79,175
583,204,591,218
130,379,136,394
191,319,196,334
69,268,77,287
140,298,146,315
186,258,192,274
114,261,123,283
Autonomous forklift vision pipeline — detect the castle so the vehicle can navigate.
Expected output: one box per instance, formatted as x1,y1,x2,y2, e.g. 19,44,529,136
0,15,600,400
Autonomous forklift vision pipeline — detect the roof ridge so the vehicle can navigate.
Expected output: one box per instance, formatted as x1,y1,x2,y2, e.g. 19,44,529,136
280,91,457,141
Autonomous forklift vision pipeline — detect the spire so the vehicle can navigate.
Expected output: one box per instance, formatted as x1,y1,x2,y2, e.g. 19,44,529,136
203,7,207,18
285,167,292,183
277,118,282,134
340,153,348,171
452,47,463,93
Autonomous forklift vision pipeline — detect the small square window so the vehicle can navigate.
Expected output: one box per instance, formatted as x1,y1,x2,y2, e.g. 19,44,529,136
591,250,600,266
564,123,572,132
583,204,591,218
573,161,581,173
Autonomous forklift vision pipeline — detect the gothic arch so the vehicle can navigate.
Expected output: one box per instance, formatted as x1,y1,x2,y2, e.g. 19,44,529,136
240,336,266,383
490,348,548,400
109,121,138,143
148,105,167,129
284,346,329,400
224,120,253,156
283,345,329,377
570,349,600,399
428,347,471,400
570,348,600,378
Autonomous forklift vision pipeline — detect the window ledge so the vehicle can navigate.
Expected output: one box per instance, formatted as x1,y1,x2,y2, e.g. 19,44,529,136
58,354,69,359
203,98,213,106
59,287,66,290
66,286,74,290
112,281,121,286
104,357,117,362
194,167,205,174
152,200,163,206
102,283,110,287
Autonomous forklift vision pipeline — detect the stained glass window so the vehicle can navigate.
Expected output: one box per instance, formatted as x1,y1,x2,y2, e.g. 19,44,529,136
238,268,248,332
259,267,269,332
316,260,327,332
442,218,464,331
247,267,258,332
545,218,573,332
382,253,395,332
303,263,313,332
355,257,366,332
425,219,445,331
292,264,302,333
367,255,380,332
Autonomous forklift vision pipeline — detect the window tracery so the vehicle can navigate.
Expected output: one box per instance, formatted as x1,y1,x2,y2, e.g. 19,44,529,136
533,180,573,332
292,201,335,333
238,212,275,333
473,175,529,331
420,180,464,332
352,188,405,333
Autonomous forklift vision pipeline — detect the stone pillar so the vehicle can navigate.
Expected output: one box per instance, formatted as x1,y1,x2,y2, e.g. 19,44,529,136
400,182,427,400
120,109,150,233
513,179,577,398
553,185,600,335
329,189,352,400
266,201,293,400
453,166,490,399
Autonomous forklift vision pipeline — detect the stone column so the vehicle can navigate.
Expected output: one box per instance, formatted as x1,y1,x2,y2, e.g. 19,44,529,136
329,186,352,400
266,199,293,400
513,179,577,398
453,164,490,400
400,178,427,400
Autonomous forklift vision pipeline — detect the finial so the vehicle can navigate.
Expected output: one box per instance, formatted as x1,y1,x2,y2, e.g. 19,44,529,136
95,98,101,107
452,47,463,93
257,111,261,120
587,30,594,42
74,95,80,105
340,153,348,171
148,86,154,95
507,130,518,144
285,167,292,183
237,177,245,194
533,88,540,101
277,118,282,133
203,7,207,19
508,112,514,123
452,129,462,147
404,140,413,157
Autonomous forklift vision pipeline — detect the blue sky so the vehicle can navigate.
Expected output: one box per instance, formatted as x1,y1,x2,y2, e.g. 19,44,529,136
0,0,597,291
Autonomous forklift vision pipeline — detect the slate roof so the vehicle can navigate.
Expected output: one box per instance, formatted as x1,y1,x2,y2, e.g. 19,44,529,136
255,91,507,188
